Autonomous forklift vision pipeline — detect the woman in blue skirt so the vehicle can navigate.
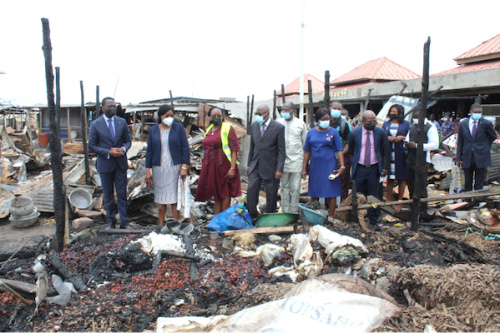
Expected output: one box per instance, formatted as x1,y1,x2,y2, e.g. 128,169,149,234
302,108,345,221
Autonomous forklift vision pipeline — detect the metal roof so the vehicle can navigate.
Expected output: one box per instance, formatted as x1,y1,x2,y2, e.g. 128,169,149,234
433,58,500,76
277,74,324,97
331,57,420,86
454,33,500,65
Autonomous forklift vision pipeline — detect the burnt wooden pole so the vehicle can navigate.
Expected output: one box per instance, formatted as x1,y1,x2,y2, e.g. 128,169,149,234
281,84,286,104
246,95,250,134
272,90,277,120
250,94,254,124
96,85,100,118
308,79,314,128
41,18,65,252
55,67,61,140
80,81,91,184
411,36,431,231
169,90,174,108
324,70,330,108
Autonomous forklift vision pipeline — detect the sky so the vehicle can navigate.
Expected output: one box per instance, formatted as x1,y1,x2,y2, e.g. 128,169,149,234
0,0,498,106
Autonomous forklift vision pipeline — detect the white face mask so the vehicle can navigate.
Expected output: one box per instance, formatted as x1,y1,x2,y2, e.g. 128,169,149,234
413,119,419,125
163,117,174,126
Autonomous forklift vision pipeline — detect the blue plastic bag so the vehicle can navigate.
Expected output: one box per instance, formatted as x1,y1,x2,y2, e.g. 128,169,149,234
207,204,253,234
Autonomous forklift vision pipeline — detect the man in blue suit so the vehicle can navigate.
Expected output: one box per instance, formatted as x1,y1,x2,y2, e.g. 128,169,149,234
348,110,389,230
89,97,132,229
456,103,496,193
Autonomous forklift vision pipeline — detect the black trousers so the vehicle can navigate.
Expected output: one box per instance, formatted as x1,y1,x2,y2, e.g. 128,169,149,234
353,164,380,225
406,163,428,211
247,170,279,219
463,155,486,192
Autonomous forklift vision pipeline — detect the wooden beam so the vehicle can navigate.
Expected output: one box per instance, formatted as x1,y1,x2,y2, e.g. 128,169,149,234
223,226,298,236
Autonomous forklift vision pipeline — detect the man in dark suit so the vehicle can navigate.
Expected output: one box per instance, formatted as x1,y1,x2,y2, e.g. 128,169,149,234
247,105,286,220
456,103,496,192
348,110,389,230
89,97,132,229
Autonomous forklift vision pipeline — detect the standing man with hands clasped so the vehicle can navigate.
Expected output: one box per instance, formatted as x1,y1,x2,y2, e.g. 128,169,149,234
247,105,286,220
348,110,389,231
456,103,496,194
277,102,307,214
89,97,132,229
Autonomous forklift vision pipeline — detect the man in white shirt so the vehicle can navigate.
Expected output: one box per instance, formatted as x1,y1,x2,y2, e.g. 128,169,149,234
277,102,307,213
405,108,439,211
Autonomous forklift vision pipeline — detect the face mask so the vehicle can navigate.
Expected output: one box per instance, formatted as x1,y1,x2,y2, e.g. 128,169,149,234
471,113,482,121
443,117,449,122
281,112,291,120
330,110,341,118
364,123,375,131
255,115,264,124
162,117,174,126
105,108,116,118
319,120,330,129
412,119,419,125
389,113,398,120
210,118,222,126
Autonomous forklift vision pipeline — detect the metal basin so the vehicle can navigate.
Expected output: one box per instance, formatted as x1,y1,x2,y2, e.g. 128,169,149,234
10,196,35,217
69,189,93,210
9,208,40,228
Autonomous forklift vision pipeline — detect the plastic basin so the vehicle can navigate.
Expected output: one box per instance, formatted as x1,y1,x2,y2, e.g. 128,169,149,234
255,213,299,228
298,203,327,225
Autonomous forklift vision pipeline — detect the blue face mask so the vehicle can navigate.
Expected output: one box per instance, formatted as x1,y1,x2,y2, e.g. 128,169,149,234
255,115,264,124
281,112,291,120
319,120,330,129
471,113,481,121
330,110,341,118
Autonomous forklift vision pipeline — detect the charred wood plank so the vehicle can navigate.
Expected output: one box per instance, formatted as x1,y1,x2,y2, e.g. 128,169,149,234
184,235,198,283
47,255,87,291
420,229,484,259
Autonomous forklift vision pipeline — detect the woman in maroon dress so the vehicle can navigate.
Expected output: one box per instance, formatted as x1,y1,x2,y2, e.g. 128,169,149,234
195,107,241,214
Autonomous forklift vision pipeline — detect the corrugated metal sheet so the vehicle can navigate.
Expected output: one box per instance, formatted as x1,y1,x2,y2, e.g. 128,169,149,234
454,33,500,62
331,57,420,86
433,58,500,76
13,174,54,213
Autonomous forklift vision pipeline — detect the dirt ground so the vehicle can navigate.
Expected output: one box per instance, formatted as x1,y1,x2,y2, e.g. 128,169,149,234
0,210,499,332
0,216,55,255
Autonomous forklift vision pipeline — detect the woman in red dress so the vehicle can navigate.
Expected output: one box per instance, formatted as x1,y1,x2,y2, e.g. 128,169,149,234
195,107,241,214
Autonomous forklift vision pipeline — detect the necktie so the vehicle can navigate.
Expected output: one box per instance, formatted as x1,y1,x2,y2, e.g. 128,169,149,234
108,118,115,140
261,123,266,137
472,120,477,139
364,131,371,166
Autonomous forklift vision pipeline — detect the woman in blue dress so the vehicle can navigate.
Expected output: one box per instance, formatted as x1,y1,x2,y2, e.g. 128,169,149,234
381,104,410,212
302,108,345,221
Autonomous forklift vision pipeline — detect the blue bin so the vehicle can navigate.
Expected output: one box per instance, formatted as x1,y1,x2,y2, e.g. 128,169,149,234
298,203,327,225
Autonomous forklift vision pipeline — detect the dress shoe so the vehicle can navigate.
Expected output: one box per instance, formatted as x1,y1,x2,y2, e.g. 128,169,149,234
106,225,115,230
120,225,133,230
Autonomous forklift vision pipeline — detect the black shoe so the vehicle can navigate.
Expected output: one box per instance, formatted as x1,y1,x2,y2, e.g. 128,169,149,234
106,225,115,230
120,225,133,230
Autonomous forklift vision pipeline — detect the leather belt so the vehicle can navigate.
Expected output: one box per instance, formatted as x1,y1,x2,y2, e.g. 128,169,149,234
358,163,377,168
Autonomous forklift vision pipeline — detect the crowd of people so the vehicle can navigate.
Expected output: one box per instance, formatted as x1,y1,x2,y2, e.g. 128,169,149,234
88,97,499,231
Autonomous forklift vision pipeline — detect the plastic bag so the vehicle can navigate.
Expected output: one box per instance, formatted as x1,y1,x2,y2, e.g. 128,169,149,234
207,204,253,234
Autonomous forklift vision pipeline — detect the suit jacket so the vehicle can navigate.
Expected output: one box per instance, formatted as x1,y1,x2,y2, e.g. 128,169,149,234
88,115,131,173
456,117,496,168
348,126,390,177
145,122,190,168
247,119,286,179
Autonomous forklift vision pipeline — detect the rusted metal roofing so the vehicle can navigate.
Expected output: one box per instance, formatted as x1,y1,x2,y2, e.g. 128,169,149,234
277,74,324,97
331,57,420,86
433,58,500,76
454,33,500,65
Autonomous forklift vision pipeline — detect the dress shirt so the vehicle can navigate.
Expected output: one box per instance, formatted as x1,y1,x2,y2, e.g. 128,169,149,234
278,117,307,173
103,114,127,157
405,119,439,163
359,127,378,165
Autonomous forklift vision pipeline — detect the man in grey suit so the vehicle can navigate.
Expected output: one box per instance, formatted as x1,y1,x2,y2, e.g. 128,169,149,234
247,105,286,220
456,103,496,192
89,97,132,229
